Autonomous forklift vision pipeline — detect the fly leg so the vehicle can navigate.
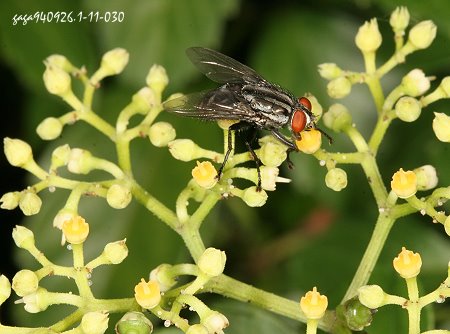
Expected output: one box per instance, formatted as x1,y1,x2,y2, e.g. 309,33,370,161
216,125,234,181
245,141,262,191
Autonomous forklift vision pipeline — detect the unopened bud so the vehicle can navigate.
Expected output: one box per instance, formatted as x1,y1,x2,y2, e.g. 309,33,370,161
100,48,129,76
51,144,71,169
408,20,437,49
395,96,421,122
148,122,176,147
106,183,132,209
355,19,382,53
12,225,35,250
67,148,93,174
0,191,20,210
414,165,438,191
242,186,268,207
432,112,450,142
0,275,11,306
327,77,352,99
358,285,386,309
81,311,109,334
325,168,348,191
132,87,156,113
401,69,430,97
12,270,39,297
146,64,169,97
389,7,410,34
43,65,72,96
168,139,201,161
318,63,342,80
323,104,352,132
103,240,128,264
36,117,63,140
19,192,42,216
4,138,33,168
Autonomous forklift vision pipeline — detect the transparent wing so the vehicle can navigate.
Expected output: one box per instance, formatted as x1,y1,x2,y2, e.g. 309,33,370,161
163,88,257,121
186,47,265,84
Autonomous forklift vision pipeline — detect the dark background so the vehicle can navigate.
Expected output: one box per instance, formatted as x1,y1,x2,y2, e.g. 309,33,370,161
0,0,449,332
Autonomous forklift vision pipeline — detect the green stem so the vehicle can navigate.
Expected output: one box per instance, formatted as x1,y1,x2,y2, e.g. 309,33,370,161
406,277,421,334
206,274,335,332
342,213,395,301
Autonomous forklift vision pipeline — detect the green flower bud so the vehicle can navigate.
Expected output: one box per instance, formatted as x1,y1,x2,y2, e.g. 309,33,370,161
19,192,42,216
45,54,73,72
67,148,93,174
432,112,450,142
439,76,450,97
149,122,176,147
242,186,268,207
101,48,129,75
408,20,437,49
307,94,323,120
51,144,71,169
341,297,373,331
12,225,35,250
132,87,156,113
355,18,382,53
401,69,430,97
103,240,128,264
258,137,287,167
43,64,72,96
414,165,438,191
358,285,386,309
198,247,226,277
12,269,39,297
36,117,63,140
4,138,33,168
21,287,50,313
0,275,11,306
168,139,201,161
444,216,450,236
323,103,352,132
325,168,348,191
201,311,229,334
186,324,209,334
106,183,132,209
149,264,177,292
115,312,153,334
395,96,421,122
146,64,169,97
389,7,410,34
0,191,20,210
318,63,342,80
327,77,352,99
81,311,109,334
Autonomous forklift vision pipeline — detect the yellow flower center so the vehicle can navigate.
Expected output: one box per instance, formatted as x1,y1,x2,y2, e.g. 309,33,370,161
295,129,322,154
192,161,218,189
300,287,328,320
62,216,89,244
134,279,161,309
393,247,422,279
390,168,417,199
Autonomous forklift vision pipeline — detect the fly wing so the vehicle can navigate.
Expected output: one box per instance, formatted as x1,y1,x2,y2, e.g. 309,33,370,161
187,47,265,84
163,88,257,121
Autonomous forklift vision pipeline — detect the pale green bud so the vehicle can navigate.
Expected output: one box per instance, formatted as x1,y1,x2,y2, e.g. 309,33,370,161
186,324,209,334
432,112,450,142
45,54,73,71
395,96,421,122
12,269,39,297
307,94,323,120
115,312,153,334
325,168,348,191
389,7,410,34
4,138,33,168
168,139,201,161
36,117,63,140
258,137,287,167
100,48,129,76
21,287,50,313
414,165,438,191
323,103,352,132
12,225,35,250
445,216,450,236
51,144,71,169
0,191,20,210
327,77,352,99
106,183,132,209
67,148,93,174
103,240,128,264
242,186,268,207
201,311,229,334
355,18,382,53
148,122,176,147
358,285,386,309
43,65,72,96
19,192,42,216
149,264,177,292
0,275,11,306
81,311,109,334
318,63,342,80
401,69,430,96
146,64,169,96
132,87,156,113
198,247,227,277
408,20,437,49
439,76,450,97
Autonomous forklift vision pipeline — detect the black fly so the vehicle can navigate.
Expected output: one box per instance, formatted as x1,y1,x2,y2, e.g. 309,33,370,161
164,47,331,190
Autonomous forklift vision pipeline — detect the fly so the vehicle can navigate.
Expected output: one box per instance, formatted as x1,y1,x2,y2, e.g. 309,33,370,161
164,47,332,190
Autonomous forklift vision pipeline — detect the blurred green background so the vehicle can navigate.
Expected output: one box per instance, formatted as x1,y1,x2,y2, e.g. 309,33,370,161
0,0,449,332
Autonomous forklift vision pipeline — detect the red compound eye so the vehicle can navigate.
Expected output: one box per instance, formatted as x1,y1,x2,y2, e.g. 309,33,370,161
291,110,307,134
298,97,312,111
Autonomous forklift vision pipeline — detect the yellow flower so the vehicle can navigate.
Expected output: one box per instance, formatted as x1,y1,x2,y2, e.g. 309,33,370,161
134,279,161,310
390,168,417,199
295,129,322,154
192,161,218,189
300,287,328,320
393,247,422,279
62,215,90,244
